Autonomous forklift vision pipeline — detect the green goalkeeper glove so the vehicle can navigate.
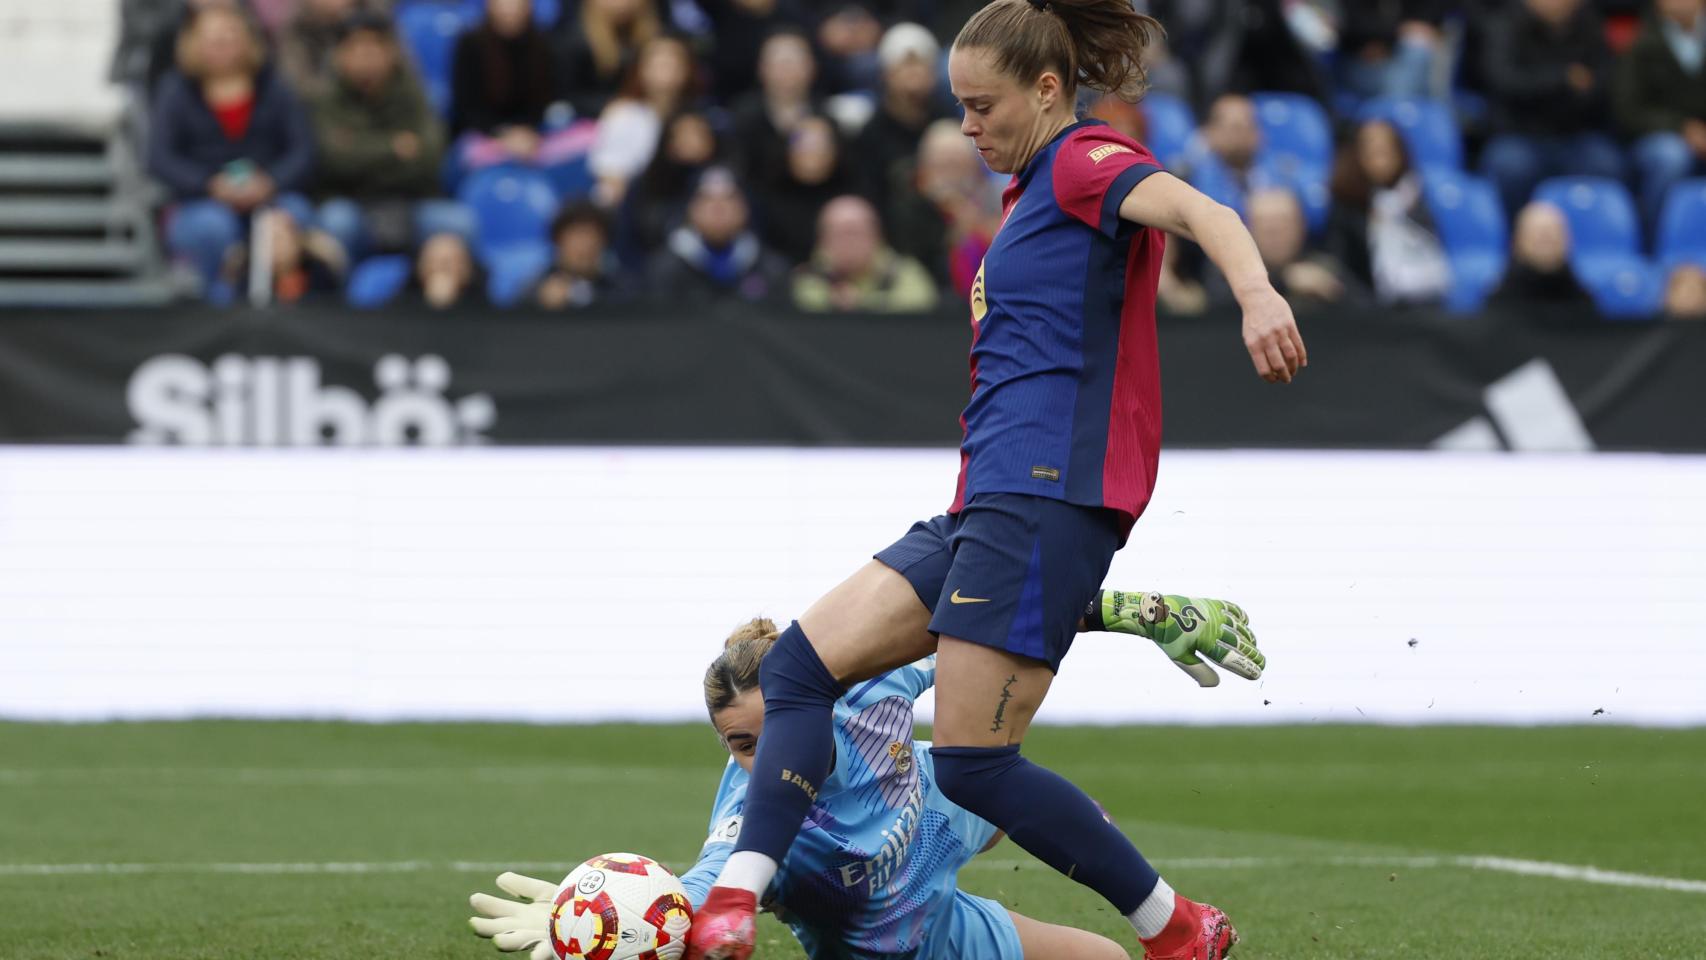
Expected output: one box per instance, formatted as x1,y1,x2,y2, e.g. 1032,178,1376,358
469,872,558,960
1091,589,1265,687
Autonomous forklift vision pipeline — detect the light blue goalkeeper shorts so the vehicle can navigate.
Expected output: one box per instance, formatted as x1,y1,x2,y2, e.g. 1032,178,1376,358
917,889,1023,960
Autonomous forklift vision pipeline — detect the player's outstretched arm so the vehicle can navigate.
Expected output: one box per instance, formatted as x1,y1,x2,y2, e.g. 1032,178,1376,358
1116,171,1308,384
468,871,559,960
1084,589,1265,687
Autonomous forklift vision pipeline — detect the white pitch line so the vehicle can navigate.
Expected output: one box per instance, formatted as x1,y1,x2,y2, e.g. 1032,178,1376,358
967,854,1706,893
1457,855,1706,894
4,855,1703,893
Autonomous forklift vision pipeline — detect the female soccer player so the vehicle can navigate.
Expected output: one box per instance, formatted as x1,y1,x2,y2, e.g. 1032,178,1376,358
688,3,1305,959
470,600,1260,960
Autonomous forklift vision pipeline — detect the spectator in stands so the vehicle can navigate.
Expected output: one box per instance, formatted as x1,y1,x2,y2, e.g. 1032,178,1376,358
886,119,1001,299
1491,201,1592,305
589,33,701,206
700,0,804,104
148,3,315,302
223,208,347,304
556,0,662,120
1663,262,1706,318
309,13,445,258
1335,1,1446,101
1209,187,1361,307
450,0,581,173
131,0,261,96
760,115,856,265
1145,0,1327,109
1177,94,1291,205
1327,118,1450,306
853,23,951,214
276,0,375,99
730,28,822,192
648,166,791,301
1479,0,1626,218
403,231,486,308
1615,0,1706,235
619,110,723,263
814,4,884,94
1193,93,1261,182
532,202,628,309
793,196,938,312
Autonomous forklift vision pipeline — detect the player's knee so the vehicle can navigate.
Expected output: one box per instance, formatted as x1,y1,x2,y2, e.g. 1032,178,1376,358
929,744,1022,810
757,622,844,706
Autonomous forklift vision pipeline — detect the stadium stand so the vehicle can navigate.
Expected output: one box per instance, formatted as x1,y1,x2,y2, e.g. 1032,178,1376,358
2,0,1700,322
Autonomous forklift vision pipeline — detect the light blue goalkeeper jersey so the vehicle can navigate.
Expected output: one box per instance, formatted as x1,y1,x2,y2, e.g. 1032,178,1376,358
678,657,1002,960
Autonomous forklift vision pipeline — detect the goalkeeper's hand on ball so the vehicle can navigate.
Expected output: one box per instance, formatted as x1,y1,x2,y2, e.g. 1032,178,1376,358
1092,589,1265,686
469,871,558,960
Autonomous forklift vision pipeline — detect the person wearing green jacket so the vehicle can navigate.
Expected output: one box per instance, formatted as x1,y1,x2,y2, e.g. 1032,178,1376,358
792,195,940,314
310,12,451,257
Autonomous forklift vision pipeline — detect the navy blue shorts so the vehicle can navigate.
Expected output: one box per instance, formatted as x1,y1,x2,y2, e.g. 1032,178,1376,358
874,493,1123,673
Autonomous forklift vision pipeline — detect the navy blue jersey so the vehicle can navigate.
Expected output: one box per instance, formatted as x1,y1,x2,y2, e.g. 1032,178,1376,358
952,120,1167,531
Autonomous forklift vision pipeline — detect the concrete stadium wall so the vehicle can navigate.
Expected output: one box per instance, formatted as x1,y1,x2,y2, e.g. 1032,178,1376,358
1,447,1700,726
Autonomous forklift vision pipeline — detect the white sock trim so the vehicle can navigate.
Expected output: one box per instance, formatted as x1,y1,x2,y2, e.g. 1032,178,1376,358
715,851,779,898
1126,876,1177,940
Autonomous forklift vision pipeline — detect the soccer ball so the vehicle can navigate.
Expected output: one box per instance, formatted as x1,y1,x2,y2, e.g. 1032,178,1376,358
548,852,694,960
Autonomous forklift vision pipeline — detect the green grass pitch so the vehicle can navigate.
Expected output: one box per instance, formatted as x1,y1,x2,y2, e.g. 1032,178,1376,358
3,721,1704,959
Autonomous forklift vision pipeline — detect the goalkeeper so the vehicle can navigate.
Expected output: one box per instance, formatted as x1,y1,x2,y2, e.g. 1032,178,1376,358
470,589,1261,960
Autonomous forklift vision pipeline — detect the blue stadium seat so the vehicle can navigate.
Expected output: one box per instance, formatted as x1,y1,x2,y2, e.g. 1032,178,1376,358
346,255,411,308
1358,97,1462,172
1422,169,1508,312
1533,177,1640,258
1573,252,1664,320
1424,169,1506,253
458,166,558,257
397,3,476,118
1251,92,1333,178
458,166,557,305
1443,249,1508,314
1656,178,1706,267
485,243,553,307
1139,92,1195,168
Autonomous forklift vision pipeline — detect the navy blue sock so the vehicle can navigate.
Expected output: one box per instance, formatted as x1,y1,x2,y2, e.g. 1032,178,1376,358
931,744,1160,914
731,622,845,864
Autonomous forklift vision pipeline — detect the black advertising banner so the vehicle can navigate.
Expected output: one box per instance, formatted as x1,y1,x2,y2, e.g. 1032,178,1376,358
0,303,1701,450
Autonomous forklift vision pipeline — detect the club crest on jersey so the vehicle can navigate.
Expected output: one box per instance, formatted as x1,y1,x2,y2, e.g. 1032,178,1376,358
1089,143,1134,164
970,262,987,321
887,741,913,774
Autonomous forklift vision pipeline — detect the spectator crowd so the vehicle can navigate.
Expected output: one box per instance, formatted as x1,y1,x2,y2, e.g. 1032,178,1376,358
120,0,1706,319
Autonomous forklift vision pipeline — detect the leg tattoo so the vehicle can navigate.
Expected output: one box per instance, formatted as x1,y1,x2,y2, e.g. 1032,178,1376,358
990,674,1017,733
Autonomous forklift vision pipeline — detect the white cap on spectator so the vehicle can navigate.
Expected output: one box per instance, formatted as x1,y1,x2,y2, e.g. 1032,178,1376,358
878,23,940,72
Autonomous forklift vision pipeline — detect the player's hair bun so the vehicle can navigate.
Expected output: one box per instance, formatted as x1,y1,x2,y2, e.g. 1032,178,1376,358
724,617,780,649
705,617,784,715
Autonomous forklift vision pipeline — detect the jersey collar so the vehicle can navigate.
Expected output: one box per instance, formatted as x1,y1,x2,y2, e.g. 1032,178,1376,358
1015,117,1108,189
